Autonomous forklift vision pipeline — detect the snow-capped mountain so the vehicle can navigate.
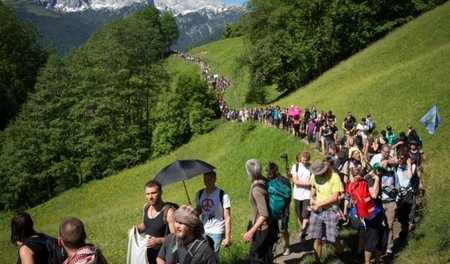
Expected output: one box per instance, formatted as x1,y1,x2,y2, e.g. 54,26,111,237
33,0,242,13
34,0,154,12
154,0,231,15
15,0,244,55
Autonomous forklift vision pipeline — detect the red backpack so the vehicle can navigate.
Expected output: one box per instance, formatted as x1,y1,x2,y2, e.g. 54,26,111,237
346,177,376,218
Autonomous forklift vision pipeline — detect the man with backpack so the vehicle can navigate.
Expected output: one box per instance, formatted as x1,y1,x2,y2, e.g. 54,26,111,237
195,171,231,264
135,180,176,264
157,205,215,264
59,217,107,264
309,159,345,264
242,159,278,264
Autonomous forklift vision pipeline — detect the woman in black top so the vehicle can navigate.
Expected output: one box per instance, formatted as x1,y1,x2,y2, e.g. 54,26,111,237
11,212,48,264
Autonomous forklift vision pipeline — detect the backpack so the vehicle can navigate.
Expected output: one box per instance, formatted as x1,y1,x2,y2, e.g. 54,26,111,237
367,118,376,130
25,234,67,264
171,235,213,264
346,178,376,219
254,180,291,220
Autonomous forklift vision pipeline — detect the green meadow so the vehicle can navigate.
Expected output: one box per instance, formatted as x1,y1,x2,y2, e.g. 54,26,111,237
1,2,450,263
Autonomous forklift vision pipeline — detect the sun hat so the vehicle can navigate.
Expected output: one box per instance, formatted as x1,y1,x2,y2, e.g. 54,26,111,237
310,160,329,175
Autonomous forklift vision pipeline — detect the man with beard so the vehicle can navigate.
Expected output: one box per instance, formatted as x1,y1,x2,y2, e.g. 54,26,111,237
309,159,345,264
136,180,176,264
157,205,215,264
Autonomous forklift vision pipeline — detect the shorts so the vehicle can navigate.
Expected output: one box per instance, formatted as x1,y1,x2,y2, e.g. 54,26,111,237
364,213,388,252
294,199,311,219
308,209,338,243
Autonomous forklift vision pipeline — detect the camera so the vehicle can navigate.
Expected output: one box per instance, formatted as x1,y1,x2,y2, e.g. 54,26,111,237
280,153,291,178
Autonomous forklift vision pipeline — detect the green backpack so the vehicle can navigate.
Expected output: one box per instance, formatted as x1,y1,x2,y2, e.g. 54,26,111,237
254,180,291,220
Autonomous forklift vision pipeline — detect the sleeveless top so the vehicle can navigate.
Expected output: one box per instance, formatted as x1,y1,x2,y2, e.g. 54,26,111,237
18,234,49,264
143,204,167,253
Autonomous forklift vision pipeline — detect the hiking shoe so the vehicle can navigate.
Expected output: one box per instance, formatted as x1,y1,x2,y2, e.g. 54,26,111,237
282,247,291,256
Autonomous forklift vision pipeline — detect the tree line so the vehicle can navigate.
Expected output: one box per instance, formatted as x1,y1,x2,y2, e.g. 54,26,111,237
0,5,218,210
238,0,446,103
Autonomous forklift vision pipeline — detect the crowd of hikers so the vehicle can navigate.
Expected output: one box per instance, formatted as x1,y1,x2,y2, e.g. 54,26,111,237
11,53,426,264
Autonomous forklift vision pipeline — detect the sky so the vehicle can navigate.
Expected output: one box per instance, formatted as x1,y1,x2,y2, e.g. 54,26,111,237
223,0,247,5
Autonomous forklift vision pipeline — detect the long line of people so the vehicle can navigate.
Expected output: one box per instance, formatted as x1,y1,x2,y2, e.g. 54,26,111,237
176,51,427,263
12,52,427,264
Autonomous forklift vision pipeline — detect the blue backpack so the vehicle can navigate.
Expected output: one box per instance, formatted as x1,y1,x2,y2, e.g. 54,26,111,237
254,180,291,220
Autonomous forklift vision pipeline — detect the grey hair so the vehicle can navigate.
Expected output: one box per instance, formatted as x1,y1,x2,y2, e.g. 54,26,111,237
245,159,262,180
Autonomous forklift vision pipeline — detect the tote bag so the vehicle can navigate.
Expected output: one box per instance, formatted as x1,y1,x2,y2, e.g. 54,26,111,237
126,226,149,264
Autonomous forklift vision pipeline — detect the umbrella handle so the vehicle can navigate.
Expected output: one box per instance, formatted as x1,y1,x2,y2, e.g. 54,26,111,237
182,180,192,205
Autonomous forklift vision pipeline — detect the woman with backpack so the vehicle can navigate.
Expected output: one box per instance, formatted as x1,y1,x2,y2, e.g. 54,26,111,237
11,212,65,264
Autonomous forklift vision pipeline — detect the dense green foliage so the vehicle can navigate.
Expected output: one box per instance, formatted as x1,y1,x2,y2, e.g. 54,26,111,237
0,6,210,210
223,22,244,38
241,0,446,98
151,73,217,156
0,2,48,130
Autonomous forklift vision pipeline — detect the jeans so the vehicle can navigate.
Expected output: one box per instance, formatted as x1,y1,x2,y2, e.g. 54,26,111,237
207,232,223,264
409,194,417,224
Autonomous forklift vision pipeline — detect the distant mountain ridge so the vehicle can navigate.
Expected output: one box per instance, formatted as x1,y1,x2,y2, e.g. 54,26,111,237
10,0,244,55
32,0,240,14
33,0,154,12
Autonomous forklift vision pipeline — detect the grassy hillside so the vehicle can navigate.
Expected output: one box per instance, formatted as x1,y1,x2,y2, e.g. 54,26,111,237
1,2,449,263
0,122,316,263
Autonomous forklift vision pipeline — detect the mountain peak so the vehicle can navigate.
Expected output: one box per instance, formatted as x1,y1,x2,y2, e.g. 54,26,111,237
33,0,241,13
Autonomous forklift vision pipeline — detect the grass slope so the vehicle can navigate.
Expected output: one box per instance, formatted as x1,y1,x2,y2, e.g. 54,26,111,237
1,2,450,263
0,122,316,263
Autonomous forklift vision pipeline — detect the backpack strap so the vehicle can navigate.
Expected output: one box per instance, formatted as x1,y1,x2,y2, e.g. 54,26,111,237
219,189,225,208
183,239,206,264
162,203,176,236
251,183,270,224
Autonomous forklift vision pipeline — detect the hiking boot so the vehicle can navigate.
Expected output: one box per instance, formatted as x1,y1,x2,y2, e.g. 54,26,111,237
282,247,291,256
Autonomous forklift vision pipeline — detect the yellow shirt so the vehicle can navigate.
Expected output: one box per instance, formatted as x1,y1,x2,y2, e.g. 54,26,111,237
311,172,342,207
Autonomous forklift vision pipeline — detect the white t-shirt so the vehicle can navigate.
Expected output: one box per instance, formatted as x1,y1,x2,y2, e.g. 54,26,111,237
195,188,231,235
291,163,311,201
356,122,369,139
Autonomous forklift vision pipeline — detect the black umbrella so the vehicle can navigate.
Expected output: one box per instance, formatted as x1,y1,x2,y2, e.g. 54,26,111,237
154,159,215,204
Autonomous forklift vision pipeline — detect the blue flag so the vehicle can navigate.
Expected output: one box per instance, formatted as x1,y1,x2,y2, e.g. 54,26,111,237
420,105,441,134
